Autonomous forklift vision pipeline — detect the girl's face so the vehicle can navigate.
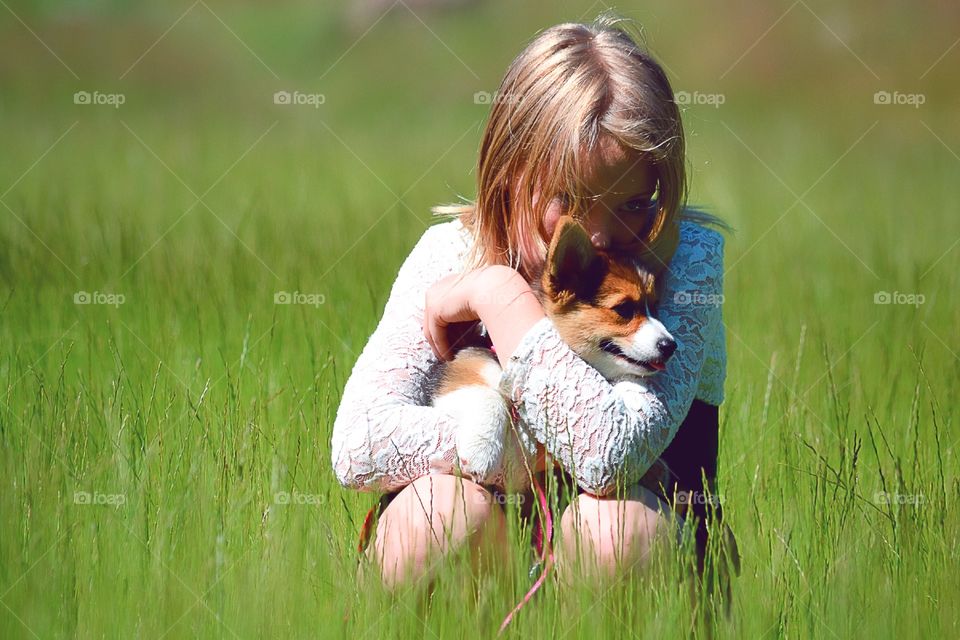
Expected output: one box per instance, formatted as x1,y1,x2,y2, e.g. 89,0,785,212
541,144,658,252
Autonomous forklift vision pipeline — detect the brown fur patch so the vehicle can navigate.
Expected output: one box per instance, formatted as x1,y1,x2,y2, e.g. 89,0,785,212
435,347,500,396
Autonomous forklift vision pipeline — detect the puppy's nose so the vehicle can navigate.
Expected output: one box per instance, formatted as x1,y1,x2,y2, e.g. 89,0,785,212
657,337,677,360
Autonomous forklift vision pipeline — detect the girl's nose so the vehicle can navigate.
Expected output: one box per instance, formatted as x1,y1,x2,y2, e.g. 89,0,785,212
583,207,615,249
590,231,610,249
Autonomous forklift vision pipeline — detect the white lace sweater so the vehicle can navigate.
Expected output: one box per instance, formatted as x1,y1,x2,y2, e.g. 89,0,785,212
331,217,726,496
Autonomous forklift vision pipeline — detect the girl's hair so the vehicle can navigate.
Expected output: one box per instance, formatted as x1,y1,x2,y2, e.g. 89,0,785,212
433,11,727,281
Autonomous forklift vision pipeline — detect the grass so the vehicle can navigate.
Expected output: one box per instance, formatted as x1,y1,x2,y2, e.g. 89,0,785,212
1,0,958,637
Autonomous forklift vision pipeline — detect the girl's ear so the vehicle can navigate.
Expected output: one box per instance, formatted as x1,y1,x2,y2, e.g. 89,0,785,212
545,216,605,300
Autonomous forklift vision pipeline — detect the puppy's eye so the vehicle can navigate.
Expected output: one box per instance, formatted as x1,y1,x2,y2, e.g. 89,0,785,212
612,301,635,319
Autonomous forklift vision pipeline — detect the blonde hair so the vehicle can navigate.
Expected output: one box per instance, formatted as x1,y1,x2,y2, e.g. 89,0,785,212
433,11,726,281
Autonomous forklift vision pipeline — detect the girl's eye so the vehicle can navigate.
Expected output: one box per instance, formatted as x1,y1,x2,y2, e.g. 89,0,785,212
622,197,655,213
612,301,635,319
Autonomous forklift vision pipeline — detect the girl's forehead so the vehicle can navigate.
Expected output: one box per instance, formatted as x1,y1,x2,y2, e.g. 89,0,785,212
579,143,657,197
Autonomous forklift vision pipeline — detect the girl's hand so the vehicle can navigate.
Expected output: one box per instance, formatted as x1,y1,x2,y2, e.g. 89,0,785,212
422,271,483,361
423,266,546,367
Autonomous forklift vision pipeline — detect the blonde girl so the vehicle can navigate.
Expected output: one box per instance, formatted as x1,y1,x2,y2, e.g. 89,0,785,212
332,12,729,593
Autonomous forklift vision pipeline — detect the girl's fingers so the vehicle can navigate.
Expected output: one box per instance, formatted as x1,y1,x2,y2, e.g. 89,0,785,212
430,333,444,361
431,320,450,361
423,273,464,361
421,310,434,355
424,328,439,360
422,308,448,361
423,315,440,359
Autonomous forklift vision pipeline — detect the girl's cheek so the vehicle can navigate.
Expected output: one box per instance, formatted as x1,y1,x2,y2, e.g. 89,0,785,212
628,220,649,241
541,198,564,239
625,212,655,242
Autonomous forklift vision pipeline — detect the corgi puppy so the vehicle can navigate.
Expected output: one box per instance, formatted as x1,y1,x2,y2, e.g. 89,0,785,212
427,215,677,484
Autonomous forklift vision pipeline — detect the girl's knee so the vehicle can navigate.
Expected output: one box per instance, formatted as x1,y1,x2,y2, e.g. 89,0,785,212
365,474,507,591
404,473,503,540
557,484,673,583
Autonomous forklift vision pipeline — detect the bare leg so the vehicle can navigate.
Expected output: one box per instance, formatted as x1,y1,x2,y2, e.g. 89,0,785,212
359,473,511,592
555,482,677,588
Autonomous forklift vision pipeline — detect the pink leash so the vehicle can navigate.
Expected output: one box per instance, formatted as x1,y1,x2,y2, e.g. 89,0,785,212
498,438,555,633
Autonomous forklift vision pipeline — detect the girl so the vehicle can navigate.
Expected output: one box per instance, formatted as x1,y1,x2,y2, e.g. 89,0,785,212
332,12,730,594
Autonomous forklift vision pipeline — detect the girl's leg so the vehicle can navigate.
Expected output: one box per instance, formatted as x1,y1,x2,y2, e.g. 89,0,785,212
359,473,511,592
555,482,677,587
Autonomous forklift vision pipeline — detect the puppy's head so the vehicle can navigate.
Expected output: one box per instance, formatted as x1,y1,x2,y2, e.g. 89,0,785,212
540,216,676,378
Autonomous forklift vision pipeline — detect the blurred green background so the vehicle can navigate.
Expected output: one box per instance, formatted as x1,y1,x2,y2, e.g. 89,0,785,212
1,1,958,638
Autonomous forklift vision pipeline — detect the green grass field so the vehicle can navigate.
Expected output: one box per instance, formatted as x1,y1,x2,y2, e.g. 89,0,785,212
1,1,958,637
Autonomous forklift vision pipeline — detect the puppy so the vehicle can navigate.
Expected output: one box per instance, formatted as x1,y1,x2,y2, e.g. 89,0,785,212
427,215,676,484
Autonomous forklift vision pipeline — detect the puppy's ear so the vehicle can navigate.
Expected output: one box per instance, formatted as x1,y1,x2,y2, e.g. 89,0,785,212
545,216,604,301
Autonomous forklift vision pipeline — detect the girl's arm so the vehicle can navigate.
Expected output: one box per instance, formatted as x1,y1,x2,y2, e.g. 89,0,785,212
331,222,480,493
495,222,725,497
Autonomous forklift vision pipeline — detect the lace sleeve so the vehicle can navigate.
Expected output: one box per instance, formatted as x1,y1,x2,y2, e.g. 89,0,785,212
499,222,725,496
330,222,472,493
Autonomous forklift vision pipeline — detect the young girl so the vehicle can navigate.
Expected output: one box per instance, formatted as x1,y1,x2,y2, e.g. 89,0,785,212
332,12,730,594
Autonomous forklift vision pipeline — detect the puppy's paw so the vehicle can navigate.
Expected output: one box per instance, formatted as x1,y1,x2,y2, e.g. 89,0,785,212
435,385,510,483
430,348,509,484
457,430,505,482
455,400,510,482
